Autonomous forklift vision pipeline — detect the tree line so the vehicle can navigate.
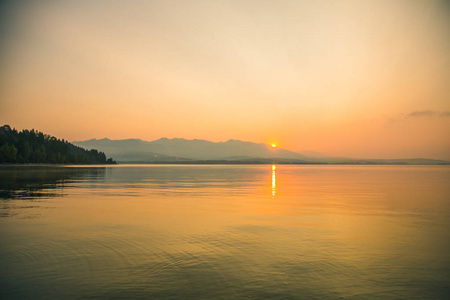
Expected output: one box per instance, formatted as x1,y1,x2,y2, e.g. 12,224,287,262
0,125,116,164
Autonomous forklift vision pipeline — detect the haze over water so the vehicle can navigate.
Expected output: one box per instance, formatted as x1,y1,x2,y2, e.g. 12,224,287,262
1,165,449,299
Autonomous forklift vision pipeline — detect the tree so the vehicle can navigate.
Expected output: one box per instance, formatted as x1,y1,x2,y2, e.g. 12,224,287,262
0,125,116,164
0,143,18,163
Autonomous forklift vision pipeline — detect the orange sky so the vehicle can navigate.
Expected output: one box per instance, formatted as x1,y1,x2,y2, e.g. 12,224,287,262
1,0,449,159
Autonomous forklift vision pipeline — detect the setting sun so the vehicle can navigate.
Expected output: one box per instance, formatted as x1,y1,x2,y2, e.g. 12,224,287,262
271,144,276,148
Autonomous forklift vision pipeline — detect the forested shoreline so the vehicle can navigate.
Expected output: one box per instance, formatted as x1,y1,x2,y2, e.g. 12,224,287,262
0,125,116,164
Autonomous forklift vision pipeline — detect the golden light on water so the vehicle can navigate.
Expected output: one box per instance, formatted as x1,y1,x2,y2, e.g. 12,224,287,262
2,165,449,298
272,165,276,197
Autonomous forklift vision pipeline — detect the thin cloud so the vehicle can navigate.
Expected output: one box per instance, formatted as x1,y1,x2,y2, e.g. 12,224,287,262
387,110,450,127
408,110,436,117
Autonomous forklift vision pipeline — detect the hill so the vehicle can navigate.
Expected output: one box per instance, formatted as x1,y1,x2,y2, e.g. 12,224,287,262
73,138,311,162
74,137,450,165
0,125,116,164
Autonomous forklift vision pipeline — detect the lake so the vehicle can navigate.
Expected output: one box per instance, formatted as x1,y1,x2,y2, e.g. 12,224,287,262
1,165,449,299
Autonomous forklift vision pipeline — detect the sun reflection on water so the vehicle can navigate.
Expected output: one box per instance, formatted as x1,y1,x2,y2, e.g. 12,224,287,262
271,165,276,197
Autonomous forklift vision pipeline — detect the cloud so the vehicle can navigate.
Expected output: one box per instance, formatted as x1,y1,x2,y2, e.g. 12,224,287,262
406,110,450,118
387,110,450,127
407,110,436,117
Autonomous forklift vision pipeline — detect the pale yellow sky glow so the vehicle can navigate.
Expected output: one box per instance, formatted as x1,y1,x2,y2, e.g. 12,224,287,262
1,0,449,159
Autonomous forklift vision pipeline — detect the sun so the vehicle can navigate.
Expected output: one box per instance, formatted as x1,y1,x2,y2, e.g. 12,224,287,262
271,144,276,148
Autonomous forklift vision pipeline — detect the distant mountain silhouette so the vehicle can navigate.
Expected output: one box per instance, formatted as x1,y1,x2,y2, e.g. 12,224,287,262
296,150,329,158
73,137,449,165
73,138,311,162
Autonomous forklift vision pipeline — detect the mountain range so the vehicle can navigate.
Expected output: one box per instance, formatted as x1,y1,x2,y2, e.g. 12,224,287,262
73,138,449,165
73,138,312,162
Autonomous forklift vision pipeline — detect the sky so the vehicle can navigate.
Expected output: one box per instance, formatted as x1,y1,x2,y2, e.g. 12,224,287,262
1,0,449,159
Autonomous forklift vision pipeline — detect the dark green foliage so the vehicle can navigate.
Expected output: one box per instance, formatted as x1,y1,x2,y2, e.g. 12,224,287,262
0,125,116,164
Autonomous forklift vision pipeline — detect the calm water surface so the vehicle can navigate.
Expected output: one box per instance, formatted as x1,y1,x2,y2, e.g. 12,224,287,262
1,165,449,299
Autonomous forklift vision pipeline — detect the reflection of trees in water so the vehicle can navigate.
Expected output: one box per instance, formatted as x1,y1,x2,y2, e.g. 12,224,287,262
0,167,106,200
